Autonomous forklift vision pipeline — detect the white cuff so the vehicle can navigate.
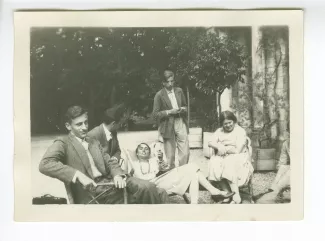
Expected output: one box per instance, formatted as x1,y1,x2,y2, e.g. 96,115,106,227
111,156,119,162
114,174,127,180
72,171,79,183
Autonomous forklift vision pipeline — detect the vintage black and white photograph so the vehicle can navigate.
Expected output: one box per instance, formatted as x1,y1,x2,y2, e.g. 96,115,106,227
14,11,303,221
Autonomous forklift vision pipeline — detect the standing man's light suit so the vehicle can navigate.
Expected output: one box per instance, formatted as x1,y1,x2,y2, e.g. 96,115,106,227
153,84,190,169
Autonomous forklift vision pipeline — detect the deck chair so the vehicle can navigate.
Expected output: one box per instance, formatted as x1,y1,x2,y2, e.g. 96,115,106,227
121,147,191,204
64,180,128,204
208,136,255,203
86,181,128,204
65,170,128,204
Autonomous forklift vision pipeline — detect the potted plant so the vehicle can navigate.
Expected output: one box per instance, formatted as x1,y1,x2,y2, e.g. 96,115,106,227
250,120,279,171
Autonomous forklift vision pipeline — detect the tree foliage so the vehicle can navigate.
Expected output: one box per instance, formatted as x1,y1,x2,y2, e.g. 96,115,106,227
168,28,249,130
30,27,249,134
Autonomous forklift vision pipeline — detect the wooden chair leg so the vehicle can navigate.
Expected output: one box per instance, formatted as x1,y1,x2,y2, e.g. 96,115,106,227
248,179,254,204
123,188,128,204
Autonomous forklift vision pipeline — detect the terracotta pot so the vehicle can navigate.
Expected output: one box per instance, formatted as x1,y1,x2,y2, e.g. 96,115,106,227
253,148,277,171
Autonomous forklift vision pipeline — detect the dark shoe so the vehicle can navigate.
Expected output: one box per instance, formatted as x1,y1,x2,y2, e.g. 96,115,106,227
211,192,235,203
220,199,232,204
253,190,273,202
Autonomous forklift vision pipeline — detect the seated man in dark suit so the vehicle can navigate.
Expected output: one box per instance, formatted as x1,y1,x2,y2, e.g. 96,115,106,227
39,105,168,204
87,105,124,167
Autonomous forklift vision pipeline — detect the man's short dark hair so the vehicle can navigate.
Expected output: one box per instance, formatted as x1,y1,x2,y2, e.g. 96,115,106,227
102,105,123,125
103,115,116,125
65,106,87,124
162,69,175,82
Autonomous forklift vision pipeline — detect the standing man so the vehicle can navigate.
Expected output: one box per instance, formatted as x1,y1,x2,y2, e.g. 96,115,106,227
152,69,190,170
39,105,168,204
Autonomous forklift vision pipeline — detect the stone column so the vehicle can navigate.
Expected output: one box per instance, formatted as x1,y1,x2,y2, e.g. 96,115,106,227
251,25,265,130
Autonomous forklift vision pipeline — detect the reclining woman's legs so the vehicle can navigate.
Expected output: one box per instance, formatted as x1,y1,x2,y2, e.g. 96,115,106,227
185,171,233,204
126,176,169,204
197,171,230,196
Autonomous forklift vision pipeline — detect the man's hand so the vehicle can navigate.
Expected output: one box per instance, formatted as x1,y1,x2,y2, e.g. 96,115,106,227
168,108,180,115
76,171,97,190
216,143,226,156
157,150,163,159
113,175,126,189
157,152,169,170
159,161,170,171
179,107,187,113
110,156,119,162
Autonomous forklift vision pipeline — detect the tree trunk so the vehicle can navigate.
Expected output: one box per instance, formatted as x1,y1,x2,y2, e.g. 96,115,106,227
110,84,117,107
88,86,96,129
187,86,190,126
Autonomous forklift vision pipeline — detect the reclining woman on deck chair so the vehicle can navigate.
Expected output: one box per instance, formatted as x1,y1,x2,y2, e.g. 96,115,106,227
125,143,235,204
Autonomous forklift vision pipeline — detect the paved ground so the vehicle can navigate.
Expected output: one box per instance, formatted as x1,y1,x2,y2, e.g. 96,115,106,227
32,134,282,204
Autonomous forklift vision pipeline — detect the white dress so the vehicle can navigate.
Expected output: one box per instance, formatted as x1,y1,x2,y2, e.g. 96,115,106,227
132,158,200,195
208,124,254,187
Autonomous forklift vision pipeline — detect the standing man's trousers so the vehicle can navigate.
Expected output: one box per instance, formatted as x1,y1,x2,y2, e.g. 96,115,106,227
163,118,190,169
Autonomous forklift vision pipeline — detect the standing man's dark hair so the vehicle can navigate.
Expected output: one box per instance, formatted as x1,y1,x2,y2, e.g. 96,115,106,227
162,69,175,82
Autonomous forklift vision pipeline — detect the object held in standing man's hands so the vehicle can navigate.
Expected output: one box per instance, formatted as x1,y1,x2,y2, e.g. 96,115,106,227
157,151,170,171
180,107,186,112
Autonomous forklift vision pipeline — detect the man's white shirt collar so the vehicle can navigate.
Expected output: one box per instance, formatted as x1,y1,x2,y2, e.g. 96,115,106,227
102,124,112,141
71,133,89,149
165,88,174,94
71,133,84,143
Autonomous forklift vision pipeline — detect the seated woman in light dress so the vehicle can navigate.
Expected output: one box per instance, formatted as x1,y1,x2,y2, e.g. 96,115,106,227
127,143,235,204
208,111,254,204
